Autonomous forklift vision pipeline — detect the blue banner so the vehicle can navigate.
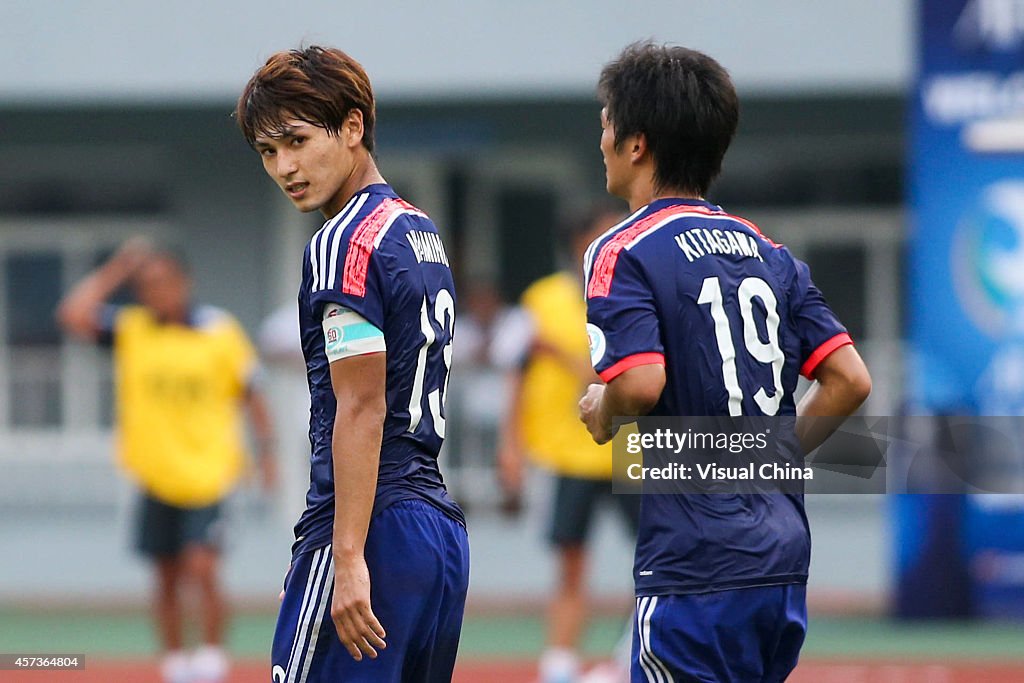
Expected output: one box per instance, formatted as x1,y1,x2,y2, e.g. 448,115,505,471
911,0,1024,411
903,0,1024,620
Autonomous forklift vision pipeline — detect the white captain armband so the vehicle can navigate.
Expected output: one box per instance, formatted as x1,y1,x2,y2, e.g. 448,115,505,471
322,303,386,362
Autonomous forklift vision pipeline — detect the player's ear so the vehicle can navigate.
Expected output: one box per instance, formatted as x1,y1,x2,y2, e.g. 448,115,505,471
629,133,648,164
342,109,365,147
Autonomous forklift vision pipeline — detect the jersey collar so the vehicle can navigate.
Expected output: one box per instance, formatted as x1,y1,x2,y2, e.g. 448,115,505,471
321,184,397,225
646,197,723,213
359,182,397,198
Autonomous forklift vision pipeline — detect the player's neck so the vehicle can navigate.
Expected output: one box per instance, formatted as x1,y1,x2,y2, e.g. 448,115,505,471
321,154,386,219
152,304,189,326
653,188,702,204
628,180,702,212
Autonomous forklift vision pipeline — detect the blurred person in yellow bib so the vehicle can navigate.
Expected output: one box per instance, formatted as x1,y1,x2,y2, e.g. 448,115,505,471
57,238,277,683
497,203,637,683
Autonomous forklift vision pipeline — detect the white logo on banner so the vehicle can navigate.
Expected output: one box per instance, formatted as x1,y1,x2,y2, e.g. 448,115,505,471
955,0,1024,52
953,181,1024,336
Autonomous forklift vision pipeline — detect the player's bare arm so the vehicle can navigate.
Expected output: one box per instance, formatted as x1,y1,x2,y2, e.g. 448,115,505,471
795,344,872,454
496,368,527,502
244,386,279,493
328,352,388,661
579,363,666,444
495,309,535,508
532,339,600,384
55,236,153,341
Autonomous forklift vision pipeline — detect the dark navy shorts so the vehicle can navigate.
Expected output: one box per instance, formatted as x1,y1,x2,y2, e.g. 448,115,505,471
548,475,641,547
632,584,807,683
272,499,470,683
134,491,225,559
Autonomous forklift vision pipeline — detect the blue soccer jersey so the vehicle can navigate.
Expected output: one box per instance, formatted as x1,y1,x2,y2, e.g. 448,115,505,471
584,198,851,595
292,183,464,555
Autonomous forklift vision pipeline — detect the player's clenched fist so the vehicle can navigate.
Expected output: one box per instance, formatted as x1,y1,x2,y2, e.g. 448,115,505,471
331,556,387,661
579,383,613,444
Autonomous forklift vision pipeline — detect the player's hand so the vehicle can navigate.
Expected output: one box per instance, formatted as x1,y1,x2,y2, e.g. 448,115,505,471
330,555,387,661
579,383,613,444
496,436,526,517
113,236,154,274
279,562,291,602
258,451,279,494
496,442,523,493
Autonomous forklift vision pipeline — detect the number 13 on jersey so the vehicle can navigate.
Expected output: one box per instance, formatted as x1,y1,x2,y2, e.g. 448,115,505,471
408,288,454,438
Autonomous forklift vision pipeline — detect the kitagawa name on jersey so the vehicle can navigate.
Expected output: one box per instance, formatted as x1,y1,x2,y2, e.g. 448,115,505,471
406,230,451,267
674,227,764,263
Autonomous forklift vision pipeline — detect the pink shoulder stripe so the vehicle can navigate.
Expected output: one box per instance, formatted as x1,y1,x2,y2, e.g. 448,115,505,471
586,206,693,298
341,198,419,296
678,204,779,247
586,204,780,299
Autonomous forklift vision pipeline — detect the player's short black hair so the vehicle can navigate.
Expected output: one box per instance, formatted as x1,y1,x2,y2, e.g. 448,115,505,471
236,45,376,153
598,41,738,197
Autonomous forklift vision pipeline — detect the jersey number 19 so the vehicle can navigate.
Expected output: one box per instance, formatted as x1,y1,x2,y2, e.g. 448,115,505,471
698,276,784,416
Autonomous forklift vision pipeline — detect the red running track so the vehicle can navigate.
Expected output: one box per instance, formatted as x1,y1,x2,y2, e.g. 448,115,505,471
3,658,1023,682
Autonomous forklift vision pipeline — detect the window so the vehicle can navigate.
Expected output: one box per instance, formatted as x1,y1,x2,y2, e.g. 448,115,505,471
0,219,164,436
6,253,64,427
741,207,904,414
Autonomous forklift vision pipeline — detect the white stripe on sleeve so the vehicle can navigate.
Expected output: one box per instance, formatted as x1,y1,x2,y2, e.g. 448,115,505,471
325,193,369,291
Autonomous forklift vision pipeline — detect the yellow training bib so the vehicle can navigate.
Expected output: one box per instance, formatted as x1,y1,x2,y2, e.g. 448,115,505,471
113,306,256,507
519,273,613,479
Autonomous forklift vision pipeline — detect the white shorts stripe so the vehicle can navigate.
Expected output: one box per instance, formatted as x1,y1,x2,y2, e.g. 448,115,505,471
637,596,675,683
635,597,662,683
286,547,331,683
296,554,335,683
325,193,369,290
646,597,675,682
284,546,325,677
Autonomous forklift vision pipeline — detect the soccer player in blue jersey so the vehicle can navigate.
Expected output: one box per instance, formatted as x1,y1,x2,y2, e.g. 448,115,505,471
236,46,469,682
578,42,872,682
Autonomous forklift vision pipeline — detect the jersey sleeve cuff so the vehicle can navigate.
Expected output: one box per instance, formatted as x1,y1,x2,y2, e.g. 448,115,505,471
598,352,666,383
800,333,853,379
